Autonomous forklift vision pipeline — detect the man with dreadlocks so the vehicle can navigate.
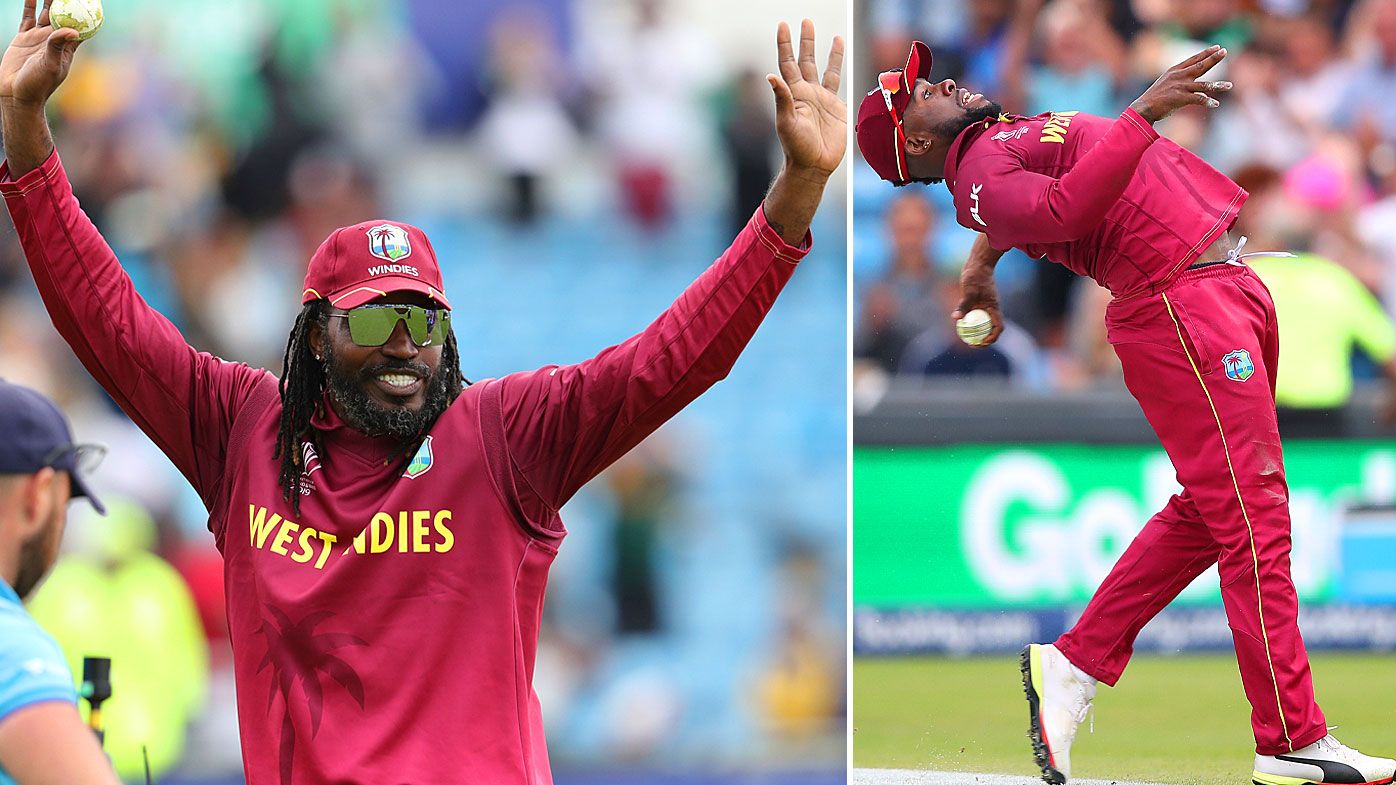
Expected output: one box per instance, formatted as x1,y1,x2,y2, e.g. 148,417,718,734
856,36,1393,785
0,3,845,783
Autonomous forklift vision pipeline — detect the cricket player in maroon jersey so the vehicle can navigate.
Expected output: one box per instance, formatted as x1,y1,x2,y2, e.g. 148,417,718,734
0,2,846,782
858,40,1396,785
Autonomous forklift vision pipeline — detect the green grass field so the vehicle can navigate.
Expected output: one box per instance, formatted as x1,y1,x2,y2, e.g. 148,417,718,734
854,653,1396,785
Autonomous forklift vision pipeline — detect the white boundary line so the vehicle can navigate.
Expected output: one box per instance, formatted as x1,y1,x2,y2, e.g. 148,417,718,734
853,769,1170,785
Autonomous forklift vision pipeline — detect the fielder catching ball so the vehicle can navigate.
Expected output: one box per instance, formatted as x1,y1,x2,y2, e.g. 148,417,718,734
858,34,1394,785
0,1,846,781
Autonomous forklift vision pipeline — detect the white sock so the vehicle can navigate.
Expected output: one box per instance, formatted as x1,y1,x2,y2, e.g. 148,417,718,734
1070,663,1098,686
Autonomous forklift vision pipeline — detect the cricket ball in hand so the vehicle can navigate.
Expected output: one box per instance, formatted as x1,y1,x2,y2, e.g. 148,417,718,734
50,0,104,41
956,308,994,346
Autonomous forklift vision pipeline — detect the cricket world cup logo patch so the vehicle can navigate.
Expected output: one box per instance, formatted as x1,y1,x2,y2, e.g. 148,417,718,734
404,435,434,479
1222,349,1254,382
367,224,412,263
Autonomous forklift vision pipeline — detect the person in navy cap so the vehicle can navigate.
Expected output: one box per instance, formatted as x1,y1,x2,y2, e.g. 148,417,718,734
0,380,117,785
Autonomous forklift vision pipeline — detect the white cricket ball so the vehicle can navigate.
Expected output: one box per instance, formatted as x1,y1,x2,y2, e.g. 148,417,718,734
956,308,994,346
50,0,104,41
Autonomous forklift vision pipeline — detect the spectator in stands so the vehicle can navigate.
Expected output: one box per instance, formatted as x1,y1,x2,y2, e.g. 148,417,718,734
1023,0,1128,118
1135,0,1249,80
723,70,779,239
477,7,579,225
604,445,681,636
1277,15,1349,135
1337,0,1396,146
1357,151,1396,305
591,0,717,230
855,193,944,373
754,541,842,748
1206,42,1312,171
898,273,1045,384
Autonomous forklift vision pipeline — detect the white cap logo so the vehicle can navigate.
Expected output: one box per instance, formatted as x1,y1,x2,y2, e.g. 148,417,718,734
367,224,413,263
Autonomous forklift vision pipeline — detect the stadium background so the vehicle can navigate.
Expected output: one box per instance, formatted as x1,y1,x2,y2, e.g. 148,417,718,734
0,0,848,782
853,0,1396,781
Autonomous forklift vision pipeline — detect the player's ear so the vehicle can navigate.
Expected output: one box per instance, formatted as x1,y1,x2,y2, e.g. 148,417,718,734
308,316,326,360
18,468,57,538
904,134,934,157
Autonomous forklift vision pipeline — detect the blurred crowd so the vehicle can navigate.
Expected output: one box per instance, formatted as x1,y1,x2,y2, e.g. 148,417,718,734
0,0,846,780
854,0,1396,419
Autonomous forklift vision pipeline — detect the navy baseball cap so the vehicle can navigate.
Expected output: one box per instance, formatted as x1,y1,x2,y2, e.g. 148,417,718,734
0,380,105,514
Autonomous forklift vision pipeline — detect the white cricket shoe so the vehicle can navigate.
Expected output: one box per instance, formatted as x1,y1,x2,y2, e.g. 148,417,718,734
1253,735,1396,785
1020,643,1095,784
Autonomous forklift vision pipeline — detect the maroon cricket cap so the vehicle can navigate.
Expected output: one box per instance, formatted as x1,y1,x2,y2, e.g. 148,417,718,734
301,220,451,310
856,41,934,185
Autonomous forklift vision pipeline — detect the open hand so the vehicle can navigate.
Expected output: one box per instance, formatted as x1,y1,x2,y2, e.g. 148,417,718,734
768,20,845,178
1129,45,1231,124
0,0,81,110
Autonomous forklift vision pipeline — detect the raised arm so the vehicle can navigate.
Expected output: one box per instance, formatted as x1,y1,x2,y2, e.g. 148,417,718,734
969,45,1233,249
762,19,845,244
489,20,845,534
0,0,271,505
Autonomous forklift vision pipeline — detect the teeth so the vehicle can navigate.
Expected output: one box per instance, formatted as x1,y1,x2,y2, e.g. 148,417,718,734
379,373,418,388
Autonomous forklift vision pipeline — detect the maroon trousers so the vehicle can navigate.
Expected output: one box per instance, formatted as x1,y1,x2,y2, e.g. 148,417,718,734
1055,264,1327,755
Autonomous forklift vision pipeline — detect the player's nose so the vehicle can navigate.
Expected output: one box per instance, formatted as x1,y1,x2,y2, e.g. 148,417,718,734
936,79,956,97
380,321,419,359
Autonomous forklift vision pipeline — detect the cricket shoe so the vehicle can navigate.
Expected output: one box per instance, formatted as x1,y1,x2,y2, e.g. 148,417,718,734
1020,643,1094,784
1253,735,1396,785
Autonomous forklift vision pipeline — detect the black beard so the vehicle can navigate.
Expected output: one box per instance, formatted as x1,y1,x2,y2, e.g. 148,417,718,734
13,523,51,600
930,100,1006,143
323,346,451,447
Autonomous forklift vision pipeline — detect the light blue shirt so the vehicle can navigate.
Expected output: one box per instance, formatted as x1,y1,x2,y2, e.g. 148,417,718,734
0,578,75,785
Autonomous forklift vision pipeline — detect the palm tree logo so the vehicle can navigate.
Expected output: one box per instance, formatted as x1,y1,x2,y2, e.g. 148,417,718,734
367,224,412,262
257,606,367,785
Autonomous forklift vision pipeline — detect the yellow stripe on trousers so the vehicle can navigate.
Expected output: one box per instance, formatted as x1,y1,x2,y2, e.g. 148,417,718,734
1161,292,1292,749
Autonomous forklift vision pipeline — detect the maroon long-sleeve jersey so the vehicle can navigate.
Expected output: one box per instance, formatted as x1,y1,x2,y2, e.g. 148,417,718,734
1,152,810,784
943,107,1247,300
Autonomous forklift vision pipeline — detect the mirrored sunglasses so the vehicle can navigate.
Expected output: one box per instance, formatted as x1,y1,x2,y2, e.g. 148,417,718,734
328,304,452,347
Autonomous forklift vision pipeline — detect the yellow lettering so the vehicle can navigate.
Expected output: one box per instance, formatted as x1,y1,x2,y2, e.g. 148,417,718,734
291,526,316,563
412,510,431,553
370,513,394,553
397,511,410,553
1038,111,1078,144
250,506,282,550
434,510,454,553
314,531,337,569
270,520,299,556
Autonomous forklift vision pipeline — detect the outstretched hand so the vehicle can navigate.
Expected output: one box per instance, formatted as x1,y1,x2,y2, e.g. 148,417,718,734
1,0,83,177
0,0,81,109
768,19,845,178
760,19,845,244
1129,45,1231,124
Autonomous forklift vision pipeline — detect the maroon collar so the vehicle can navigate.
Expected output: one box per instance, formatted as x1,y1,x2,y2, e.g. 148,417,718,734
942,112,1024,191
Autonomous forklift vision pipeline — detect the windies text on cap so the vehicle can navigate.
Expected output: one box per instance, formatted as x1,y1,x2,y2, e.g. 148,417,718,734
367,264,420,277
